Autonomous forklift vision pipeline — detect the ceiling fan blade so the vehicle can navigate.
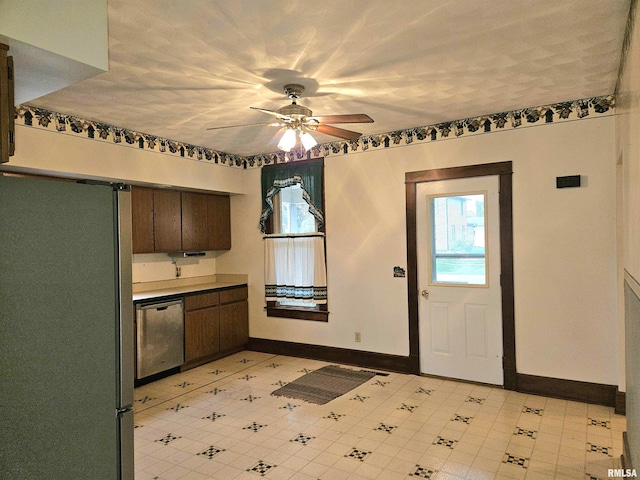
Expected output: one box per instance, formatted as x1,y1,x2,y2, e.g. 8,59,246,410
206,122,282,131
309,114,374,124
250,106,291,121
315,124,363,140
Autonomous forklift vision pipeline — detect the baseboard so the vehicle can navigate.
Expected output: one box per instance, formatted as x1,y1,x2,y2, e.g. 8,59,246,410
616,388,626,415
621,431,633,470
246,337,417,374
516,373,617,407
247,339,621,406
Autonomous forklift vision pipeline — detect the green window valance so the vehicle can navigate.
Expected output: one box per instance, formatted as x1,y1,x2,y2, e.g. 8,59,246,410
260,159,324,233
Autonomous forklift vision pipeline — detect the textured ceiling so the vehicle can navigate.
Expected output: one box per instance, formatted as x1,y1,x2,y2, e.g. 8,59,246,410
27,0,630,156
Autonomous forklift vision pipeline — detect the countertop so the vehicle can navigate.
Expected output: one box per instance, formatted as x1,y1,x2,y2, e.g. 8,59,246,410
132,275,248,303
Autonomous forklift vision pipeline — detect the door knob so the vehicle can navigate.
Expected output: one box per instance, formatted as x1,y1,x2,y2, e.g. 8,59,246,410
421,289,429,297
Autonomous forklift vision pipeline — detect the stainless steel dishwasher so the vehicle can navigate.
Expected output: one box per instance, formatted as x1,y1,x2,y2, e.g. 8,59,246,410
136,299,184,379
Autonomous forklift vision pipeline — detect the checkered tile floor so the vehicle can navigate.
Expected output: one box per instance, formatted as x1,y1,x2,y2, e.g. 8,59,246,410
133,351,625,479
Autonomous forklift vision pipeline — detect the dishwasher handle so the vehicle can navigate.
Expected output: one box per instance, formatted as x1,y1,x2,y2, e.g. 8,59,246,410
138,299,183,311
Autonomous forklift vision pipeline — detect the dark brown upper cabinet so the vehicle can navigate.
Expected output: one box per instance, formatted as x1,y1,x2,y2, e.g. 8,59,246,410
207,194,231,251
131,186,231,254
131,187,154,254
152,189,182,253
181,192,209,251
0,43,15,164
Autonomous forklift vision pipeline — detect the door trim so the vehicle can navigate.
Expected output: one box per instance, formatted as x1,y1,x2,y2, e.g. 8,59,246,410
405,161,516,389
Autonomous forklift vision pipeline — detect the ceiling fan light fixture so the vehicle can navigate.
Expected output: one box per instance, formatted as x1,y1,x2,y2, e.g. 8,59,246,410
208,82,373,150
300,131,317,151
278,128,297,152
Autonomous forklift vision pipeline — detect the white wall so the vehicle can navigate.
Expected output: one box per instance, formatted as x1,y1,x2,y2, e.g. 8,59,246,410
217,116,618,386
6,125,246,194
620,24,640,282
618,1,640,468
132,253,219,284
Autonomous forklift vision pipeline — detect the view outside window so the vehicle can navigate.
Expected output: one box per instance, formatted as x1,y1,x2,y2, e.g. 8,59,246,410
277,184,316,234
429,193,487,285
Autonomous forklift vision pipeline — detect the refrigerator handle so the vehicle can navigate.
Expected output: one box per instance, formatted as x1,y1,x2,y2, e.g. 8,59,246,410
115,186,134,409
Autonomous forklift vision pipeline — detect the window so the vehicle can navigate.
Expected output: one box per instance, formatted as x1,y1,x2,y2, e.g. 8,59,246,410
260,158,328,321
429,193,487,286
270,183,319,308
272,184,317,235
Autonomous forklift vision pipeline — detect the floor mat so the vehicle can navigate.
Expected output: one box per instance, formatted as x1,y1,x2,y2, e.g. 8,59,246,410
271,364,376,405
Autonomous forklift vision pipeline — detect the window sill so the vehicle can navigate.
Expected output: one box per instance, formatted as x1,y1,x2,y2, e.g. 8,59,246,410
266,305,329,322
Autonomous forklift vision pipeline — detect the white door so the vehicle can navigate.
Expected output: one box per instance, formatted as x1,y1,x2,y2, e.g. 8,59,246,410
417,175,503,385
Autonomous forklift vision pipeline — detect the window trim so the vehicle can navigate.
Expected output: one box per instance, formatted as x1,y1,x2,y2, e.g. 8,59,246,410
266,301,328,322
263,158,329,321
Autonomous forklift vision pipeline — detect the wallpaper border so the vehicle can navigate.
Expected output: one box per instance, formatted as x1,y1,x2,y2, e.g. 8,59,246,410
15,95,614,169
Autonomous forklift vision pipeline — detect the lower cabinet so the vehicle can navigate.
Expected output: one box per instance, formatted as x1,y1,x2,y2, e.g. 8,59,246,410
184,307,219,362
220,299,249,351
183,286,248,370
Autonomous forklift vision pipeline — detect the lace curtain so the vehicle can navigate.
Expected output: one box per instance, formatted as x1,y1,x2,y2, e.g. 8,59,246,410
264,233,327,305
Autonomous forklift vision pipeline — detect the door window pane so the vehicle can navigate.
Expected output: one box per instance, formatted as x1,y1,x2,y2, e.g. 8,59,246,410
429,193,487,285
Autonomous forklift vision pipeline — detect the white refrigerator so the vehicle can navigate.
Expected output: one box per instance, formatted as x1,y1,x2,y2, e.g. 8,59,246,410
0,175,134,479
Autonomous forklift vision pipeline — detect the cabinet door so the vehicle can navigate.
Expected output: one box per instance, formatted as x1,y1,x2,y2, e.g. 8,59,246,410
0,44,14,164
131,187,154,254
184,307,220,362
182,192,209,251
153,190,182,252
207,195,231,251
219,300,248,351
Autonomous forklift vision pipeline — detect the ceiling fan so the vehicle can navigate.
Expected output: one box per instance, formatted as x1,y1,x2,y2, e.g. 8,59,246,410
207,84,374,152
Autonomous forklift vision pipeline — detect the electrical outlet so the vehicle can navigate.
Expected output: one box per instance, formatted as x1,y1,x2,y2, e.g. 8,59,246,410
355,332,361,342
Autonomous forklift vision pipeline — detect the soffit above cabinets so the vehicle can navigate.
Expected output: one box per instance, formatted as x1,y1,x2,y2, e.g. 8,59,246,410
0,0,108,104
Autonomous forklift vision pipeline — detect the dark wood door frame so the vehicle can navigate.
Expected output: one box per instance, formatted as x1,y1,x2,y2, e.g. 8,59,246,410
405,161,516,390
